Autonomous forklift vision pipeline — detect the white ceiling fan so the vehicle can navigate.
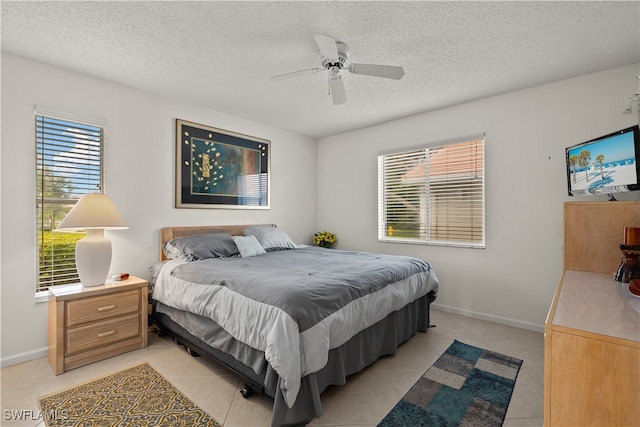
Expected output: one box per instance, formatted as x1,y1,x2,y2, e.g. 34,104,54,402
270,34,405,105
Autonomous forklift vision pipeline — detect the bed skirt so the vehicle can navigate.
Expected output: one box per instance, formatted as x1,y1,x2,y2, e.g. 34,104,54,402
153,290,436,426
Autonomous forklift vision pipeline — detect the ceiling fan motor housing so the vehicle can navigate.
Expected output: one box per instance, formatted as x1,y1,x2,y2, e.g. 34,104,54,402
321,41,350,70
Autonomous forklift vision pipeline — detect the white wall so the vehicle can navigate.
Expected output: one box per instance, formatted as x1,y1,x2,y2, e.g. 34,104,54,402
0,53,318,366
317,63,640,331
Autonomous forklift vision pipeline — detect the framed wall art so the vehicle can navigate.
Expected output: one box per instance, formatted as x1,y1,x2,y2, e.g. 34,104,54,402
175,119,270,209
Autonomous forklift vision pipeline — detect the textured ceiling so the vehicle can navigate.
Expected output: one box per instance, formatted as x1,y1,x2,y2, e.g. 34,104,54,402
2,1,639,138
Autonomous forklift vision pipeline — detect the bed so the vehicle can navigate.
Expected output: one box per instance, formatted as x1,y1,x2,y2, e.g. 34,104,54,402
150,224,439,426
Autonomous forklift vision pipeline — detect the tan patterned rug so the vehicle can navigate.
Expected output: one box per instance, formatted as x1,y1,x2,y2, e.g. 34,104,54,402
37,362,221,426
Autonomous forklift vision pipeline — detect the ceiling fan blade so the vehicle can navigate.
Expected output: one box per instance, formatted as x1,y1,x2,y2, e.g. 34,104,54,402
314,34,339,59
329,75,347,105
269,68,324,82
348,63,405,80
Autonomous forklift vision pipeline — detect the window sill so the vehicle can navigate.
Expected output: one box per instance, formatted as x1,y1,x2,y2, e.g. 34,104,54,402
378,238,485,249
35,289,52,303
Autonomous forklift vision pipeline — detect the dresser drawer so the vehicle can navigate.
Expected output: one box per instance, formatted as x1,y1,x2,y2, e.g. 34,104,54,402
66,313,140,356
66,290,139,327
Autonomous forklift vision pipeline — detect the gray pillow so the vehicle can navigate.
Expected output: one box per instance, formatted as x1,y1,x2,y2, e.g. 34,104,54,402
244,226,296,251
164,233,239,261
233,235,267,258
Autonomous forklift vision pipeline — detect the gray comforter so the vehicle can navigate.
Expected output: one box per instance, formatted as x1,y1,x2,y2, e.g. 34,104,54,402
153,246,438,408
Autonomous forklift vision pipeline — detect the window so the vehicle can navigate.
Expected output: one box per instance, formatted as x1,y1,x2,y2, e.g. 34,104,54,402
378,134,485,248
36,109,105,292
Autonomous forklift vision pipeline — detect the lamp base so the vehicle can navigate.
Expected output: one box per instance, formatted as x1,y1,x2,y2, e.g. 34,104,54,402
75,229,112,287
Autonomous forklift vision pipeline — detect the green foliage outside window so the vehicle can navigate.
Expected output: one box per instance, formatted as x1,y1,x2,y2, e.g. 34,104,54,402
38,231,84,287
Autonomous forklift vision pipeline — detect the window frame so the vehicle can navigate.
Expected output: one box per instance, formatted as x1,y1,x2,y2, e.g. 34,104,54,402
35,106,106,299
377,133,486,248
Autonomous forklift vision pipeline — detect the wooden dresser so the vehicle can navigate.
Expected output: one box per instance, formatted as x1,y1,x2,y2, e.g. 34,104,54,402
48,276,148,375
544,201,640,426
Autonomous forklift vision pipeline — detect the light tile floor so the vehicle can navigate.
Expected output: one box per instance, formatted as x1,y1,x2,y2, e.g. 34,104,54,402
1,309,543,427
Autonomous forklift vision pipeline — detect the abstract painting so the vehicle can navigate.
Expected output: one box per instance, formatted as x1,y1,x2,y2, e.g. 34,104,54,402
176,119,270,209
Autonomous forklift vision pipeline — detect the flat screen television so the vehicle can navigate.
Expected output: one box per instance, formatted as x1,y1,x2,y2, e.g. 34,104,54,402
566,125,640,198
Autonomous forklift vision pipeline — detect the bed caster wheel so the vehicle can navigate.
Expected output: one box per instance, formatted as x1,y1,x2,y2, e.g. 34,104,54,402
240,385,253,398
186,347,200,357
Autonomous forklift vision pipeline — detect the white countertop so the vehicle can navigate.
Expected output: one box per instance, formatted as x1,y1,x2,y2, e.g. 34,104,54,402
553,270,640,343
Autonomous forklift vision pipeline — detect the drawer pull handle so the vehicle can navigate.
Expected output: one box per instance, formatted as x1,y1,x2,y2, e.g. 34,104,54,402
98,330,116,338
98,305,116,312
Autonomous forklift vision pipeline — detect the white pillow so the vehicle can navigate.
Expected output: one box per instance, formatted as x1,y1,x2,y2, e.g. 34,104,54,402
232,235,267,258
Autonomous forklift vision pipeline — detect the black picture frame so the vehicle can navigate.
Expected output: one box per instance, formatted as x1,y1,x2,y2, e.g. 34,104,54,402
175,119,270,209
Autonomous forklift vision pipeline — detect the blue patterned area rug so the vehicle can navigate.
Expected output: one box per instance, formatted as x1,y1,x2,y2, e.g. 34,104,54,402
378,340,523,427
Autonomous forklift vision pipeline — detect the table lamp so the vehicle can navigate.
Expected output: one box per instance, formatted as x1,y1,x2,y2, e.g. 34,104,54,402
57,193,129,287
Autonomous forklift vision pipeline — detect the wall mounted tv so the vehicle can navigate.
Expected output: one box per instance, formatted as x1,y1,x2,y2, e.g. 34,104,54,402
566,125,640,198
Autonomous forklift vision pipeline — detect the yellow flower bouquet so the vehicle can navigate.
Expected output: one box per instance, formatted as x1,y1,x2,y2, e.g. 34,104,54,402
313,231,337,248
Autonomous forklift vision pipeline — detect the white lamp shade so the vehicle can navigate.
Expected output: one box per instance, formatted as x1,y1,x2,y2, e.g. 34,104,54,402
57,193,128,287
57,193,128,230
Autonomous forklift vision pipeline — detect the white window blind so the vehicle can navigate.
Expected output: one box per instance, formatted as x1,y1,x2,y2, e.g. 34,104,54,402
36,112,104,291
378,135,485,248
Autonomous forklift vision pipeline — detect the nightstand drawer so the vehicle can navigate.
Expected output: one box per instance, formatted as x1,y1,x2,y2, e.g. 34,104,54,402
66,290,139,327
66,313,140,356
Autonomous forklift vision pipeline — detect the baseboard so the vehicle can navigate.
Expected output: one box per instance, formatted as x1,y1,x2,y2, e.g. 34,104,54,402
431,303,545,333
1,346,48,368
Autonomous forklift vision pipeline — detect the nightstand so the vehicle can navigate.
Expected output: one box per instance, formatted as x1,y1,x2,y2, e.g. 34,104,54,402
48,276,148,375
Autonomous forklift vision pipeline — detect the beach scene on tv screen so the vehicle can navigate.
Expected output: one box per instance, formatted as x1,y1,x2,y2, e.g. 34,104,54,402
567,132,637,192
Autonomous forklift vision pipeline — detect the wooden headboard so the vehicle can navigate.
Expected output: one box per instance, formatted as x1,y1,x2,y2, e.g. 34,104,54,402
160,224,276,260
564,201,640,273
